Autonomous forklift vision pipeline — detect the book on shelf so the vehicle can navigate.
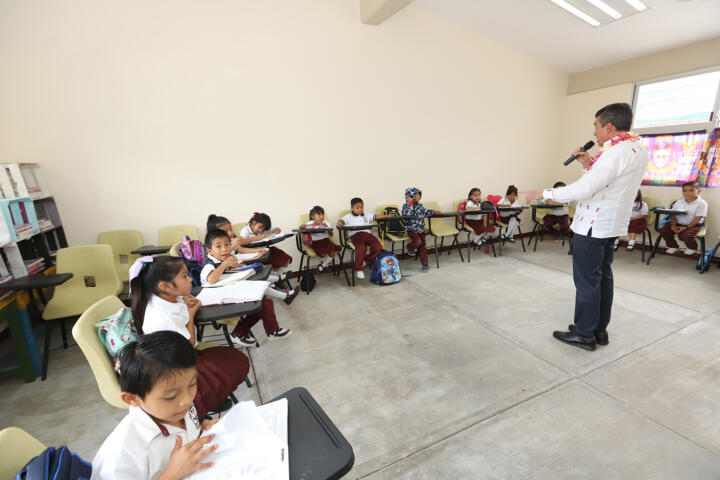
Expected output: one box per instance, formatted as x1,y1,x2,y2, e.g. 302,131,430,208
38,218,54,232
24,258,45,275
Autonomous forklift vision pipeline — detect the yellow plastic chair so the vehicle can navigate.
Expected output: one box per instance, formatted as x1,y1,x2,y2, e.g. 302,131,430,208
647,198,707,268
41,245,122,380
168,241,182,257
375,204,411,255
72,295,127,409
98,229,143,282
294,214,341,294
0,427,46,478
232,222,248,236
158,225,199,245
423,201,464,268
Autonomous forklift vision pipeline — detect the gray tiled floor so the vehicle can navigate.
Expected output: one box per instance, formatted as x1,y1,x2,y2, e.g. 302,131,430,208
2,240,720,479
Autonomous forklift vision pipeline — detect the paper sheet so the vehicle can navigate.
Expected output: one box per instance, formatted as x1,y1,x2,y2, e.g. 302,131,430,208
195,282,269,305
235,252,265,262
205,269,255,287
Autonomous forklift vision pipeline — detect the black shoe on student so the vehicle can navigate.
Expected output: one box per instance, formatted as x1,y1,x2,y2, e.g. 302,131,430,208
407,248,417,257
553,330,596,351
284,288,299,305
568,324,609,345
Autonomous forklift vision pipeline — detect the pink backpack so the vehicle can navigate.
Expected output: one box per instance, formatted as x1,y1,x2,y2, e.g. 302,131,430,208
178,235,207,263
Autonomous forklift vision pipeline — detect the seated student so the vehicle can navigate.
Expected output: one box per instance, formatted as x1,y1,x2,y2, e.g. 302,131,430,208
130,256,249,418
336,197,390,280
206,214,267,257
659,181,708,255
201,229,293,344
615,189,648,251
497,185,522,242
236,213,292,285
464,187,495,246
300,205,341,272
92,331,219,480
543,181,571,240
402,187,439,273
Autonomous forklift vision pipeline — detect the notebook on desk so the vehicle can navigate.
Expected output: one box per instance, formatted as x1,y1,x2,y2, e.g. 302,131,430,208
195,281,269,304
205,269,256,287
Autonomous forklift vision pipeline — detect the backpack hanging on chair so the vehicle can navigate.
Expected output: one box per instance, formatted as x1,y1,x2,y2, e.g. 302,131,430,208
16,446,92,480
381,206,406,239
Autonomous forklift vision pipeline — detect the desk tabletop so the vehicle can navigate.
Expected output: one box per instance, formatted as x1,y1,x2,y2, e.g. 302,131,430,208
429,212,463,218
1,273,73,291
194,299,263,324
338,224,379,231
293,228,335,234
131,245,171,255
247,233,295,248
652,208,688,215
531,204,568,209
497,206,530,211
270,387,354,480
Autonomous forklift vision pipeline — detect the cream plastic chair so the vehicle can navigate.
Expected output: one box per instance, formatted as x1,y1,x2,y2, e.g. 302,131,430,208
337,209,366,287
232,222,248,236
168,241,182,257
41,245,122,380
294,213,341,294
98,229,143,281
375,204,411,255
423,201,464,268
647,197,707,267
158,225,199,245
72,295,127,409
0,427,46,478
453,198,494,261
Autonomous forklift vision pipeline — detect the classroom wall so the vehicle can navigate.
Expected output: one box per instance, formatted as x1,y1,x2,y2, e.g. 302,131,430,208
0,0,568,259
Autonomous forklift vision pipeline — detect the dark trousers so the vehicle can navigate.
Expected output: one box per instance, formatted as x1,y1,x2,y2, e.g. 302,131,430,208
659,224,701,250
407,231,429,265
232,298,279,337
350,232,382,271
572,231,615,338
544,214,570,236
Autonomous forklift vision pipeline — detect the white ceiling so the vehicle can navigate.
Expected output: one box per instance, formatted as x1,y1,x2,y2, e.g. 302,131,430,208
411,0,720,73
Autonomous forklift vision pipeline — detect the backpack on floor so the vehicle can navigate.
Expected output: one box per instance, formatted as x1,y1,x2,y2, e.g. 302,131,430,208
15,446,92,480
96,307,137,357
370,250,402,286
381,206,406,239
696,247,714,271
299,272,316,292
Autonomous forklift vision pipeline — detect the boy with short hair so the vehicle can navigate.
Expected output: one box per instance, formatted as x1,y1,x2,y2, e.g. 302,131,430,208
659,181,708,255
337,197,390,279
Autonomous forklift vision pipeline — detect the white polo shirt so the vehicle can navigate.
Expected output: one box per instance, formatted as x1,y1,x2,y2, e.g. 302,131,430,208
238,224,258,239
544,137,650,238
143,294,196,346
305,219,330,241
549,204,569,216
464,200,484,221
340,213,375,237
498,197,521,218
200,254,223,286
631,201,649,218
91,405,202,480
673,196,708,225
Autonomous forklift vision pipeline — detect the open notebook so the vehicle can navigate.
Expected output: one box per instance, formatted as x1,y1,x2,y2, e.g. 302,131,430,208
206,269,256,287
195,281,270,305
189,399,288,480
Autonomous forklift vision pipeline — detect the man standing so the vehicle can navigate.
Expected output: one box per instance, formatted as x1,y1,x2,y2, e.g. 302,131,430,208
543,103,649,351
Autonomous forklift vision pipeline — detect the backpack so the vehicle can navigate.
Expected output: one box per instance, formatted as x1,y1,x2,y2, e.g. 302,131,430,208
481,200,498,221
370,250,402,285
658,200,677,228
381,207,406,239
178,236,207,264
96,307,137,357
299,272,316,292
457,200,468,223
15,446,92,480
697,247,714,271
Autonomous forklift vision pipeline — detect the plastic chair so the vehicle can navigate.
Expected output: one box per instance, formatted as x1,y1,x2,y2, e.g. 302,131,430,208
97,229,143,282
168,241,182,257
158,225,199,245
0,427,46,479
294,214,340,294
41,245,122,380
422,201,464,268
700,234,720,274
72,295,127,409
646,199,707,267
375,204,410,255
232,222,248,236
453,199,495,261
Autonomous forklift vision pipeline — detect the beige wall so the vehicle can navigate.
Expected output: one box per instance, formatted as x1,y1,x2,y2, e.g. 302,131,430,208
0,0,567,260
568,37,720,94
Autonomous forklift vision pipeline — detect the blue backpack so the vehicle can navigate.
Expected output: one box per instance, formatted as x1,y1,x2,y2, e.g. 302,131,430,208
696,247,714,271
15,446,92,480
370,251,402,285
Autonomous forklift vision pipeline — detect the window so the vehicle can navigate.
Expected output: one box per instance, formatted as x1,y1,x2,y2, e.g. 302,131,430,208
632,69,720,186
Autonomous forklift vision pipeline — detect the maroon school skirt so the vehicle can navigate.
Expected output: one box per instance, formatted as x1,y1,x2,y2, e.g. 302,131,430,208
310,238,341,257
194,346,250,418
627,218,648,234
465,218,495,235
264,246,292,269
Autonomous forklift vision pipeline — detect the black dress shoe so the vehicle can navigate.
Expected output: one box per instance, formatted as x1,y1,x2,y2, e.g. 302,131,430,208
553,330,596,351
568,324,609,345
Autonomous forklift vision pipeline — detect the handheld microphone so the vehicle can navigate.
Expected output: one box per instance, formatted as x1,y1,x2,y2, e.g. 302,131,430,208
563,141,595,166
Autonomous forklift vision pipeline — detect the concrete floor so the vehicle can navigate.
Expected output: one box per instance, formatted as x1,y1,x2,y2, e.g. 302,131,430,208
2,240,720,479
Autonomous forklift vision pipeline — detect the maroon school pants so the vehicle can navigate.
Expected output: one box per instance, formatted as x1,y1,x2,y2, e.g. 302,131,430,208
232,298,280,337
310,238,341,257
544,214,570,235
627,218,648,234
194,346,249,418
264,246,292,269
407,231,429,265
350,232,382,271
465,218,495,236
659,224,702,250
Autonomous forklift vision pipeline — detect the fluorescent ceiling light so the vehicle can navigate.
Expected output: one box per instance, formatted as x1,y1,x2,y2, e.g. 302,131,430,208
587,0,623,19
548,0,601,27
623,0,649,11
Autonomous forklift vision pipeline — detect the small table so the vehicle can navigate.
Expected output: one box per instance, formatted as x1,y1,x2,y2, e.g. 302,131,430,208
270,387,354,480
646,207,689,265
246,233,295,248
131,245,171,255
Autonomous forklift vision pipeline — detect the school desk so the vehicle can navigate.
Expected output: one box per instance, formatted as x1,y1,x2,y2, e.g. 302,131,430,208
645,207,690,266
336,224,380,287
246,232,295,248
530,204,570,252
130,245,171,255
427,212,466,267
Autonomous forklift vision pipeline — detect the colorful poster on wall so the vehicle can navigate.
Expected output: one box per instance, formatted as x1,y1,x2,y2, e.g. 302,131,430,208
698,128,720,187
640,131,708,186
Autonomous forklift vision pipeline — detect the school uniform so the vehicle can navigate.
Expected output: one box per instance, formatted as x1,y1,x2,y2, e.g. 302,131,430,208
340,212,381,271
143,294,249,418
91,405,202,480
200,255,280,338
543,203,570,237
464,200,495,236
239,224,292,269
402,191,434,265
627,201,649,234
659,196,708,250
305,219,340,257
498,196,522,237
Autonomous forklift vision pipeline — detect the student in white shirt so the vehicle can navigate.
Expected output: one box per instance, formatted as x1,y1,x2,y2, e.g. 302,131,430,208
497,185,522,242
235,213,292,284
129,256,250,418
463,188,495,246
543,181,571,240
659,181,708,255
300,205,341,272
614,190,648,251
336,197,391,279
92,331,219,480
206,214,267,257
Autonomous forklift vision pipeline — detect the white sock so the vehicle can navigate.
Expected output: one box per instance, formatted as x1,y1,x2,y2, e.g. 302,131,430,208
268,274,280,283
614,238,620,245
473,234,481,243
321,255,332,267
481,232,490,240
628,239,635,246
266,288,287,300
